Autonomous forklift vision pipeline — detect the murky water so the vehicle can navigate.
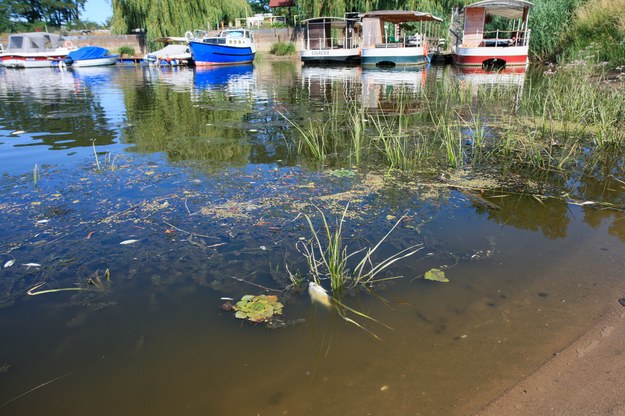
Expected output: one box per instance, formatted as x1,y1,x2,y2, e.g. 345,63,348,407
0,62,624,416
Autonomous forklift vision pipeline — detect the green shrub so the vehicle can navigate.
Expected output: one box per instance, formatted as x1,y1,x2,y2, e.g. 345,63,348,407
118,45,136,56
269,42,295,56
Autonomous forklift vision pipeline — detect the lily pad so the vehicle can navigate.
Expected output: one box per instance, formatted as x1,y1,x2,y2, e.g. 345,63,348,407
424,268,449,283
232,294,284,323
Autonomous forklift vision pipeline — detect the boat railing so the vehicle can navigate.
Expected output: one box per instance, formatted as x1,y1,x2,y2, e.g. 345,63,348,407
365,33,428,49
463,29,531,48
304,35,360,50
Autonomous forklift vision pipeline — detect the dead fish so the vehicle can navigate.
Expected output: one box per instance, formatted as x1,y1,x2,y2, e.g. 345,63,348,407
36,219,50,224
308,282,331,308
220,297,234,301
120,239,139,245
22,263,41,268
11,130,26,135
3,260,15,268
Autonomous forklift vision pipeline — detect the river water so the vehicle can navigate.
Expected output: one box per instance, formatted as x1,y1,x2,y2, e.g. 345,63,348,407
0,61,624,415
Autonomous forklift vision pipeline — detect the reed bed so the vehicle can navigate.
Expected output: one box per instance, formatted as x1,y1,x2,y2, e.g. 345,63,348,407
284,62,625,193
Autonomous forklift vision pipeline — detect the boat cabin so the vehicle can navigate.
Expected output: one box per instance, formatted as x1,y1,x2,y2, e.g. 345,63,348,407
6,32,66,53
360,10,443,67
450,0,533,69
301,17,362,64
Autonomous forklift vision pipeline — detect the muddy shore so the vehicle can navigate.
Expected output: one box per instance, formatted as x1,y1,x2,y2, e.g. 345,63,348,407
475,298,625,416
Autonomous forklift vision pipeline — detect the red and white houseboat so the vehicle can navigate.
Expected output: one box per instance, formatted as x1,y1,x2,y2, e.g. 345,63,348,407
450,0,533,70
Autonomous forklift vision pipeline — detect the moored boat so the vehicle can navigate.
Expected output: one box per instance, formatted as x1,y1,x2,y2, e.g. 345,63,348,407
450,0,533,69
145,37,191,66
0,32,74,68
188,29,256,67
360,10,443,67
301,17,362,64
64,46,118,67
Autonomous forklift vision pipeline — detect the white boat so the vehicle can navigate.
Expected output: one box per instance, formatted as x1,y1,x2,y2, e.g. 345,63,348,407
450,0,533,69
0,32,74,68
301,17,361,64
64,46,118,67
145,37,192,66
360,10,443,67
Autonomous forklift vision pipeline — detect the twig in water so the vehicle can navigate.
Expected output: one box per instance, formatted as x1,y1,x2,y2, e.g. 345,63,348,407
229,275,282,292
162,221,218,239
0,373,73,409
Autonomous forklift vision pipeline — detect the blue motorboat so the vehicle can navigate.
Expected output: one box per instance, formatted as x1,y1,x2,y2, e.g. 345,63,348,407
188,29,256,66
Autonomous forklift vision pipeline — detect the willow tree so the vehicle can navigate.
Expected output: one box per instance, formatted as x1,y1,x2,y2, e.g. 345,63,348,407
110,0,252,40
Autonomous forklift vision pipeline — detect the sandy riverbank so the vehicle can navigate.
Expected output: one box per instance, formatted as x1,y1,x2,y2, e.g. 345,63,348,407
475,298,625,415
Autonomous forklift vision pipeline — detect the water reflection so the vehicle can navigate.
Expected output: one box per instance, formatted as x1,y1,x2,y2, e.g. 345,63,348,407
0,68,123,172
1,61,625,416
194,65,255,93
361,67,428,110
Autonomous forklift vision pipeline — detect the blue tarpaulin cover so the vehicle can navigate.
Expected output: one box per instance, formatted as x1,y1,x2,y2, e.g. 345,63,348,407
66,46,110,61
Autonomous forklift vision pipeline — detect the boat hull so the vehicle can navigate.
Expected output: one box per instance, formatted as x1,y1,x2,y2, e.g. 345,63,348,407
301,48,361,64
361,46,428,67
1,53,68,68
69,56,118,67
452,46,529,68
190,42,255,66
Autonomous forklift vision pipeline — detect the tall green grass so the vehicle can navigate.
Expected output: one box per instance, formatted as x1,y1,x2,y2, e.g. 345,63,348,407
559,0,625,66
293,204,423,299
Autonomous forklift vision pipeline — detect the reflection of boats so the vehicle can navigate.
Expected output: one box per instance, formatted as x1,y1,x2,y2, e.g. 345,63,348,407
361,67,427,109
64,46,118,67
0,32,74,68
189,29,256,66
193,65,256,98
145,37,191,66
300,66,361,100
360,11,443,67
450,0,533,69
301,17,361,64
453,67,526,89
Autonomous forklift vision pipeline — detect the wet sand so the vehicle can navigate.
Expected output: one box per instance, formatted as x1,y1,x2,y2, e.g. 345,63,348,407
475,299,625,416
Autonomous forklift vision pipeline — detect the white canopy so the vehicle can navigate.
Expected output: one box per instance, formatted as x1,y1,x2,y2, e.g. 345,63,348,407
361,11,443,23
465,0,533,19
7,32,64,52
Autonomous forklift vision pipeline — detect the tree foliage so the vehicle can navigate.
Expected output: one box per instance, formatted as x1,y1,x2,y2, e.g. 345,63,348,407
2,0,86,27
110,0,252,40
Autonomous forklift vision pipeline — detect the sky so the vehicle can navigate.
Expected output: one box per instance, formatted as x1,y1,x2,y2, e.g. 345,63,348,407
81,0,113,24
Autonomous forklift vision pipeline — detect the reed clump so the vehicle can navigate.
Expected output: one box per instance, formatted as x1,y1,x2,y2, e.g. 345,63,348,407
290,203,423,299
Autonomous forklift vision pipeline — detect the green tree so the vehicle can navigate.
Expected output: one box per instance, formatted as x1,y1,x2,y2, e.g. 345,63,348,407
4,0,86,27
110,0,252,40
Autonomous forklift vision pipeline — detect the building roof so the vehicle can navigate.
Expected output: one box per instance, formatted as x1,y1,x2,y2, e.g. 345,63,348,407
269,0,294,7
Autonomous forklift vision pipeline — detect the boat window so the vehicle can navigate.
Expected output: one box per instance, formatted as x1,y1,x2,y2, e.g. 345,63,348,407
229,31,244,38
9,37,23,49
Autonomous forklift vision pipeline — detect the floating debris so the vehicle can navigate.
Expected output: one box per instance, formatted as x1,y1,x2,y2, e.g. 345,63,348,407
424,268,449,283
232,294,283,323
